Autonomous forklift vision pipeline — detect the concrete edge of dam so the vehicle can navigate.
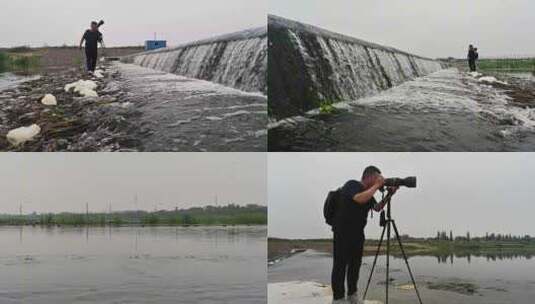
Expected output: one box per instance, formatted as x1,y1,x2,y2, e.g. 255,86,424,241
122,26,267,59
121,26,268,94
268,15,445,119
268,15,435,62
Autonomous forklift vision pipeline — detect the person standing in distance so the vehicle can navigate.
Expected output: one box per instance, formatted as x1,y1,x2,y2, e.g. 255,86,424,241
79,21,104,74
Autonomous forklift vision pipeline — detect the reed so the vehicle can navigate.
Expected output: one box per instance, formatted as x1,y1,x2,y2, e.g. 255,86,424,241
0,204,267,226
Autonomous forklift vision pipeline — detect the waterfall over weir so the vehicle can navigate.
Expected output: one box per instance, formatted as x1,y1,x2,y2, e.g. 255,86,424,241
269,15,445,119
123,27,267,94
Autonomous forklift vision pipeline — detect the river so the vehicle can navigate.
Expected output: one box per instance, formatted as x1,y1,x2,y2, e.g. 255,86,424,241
268,250,535,304
0,225,267,304
111,63,267,152
269,69,535,151
0,73,39,92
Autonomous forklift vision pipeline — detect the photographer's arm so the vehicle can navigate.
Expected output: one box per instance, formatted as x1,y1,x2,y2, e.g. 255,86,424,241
353,184,382,205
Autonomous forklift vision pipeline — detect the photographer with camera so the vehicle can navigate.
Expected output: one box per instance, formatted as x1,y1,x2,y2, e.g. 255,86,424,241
79,20,105,74
325,166,398,304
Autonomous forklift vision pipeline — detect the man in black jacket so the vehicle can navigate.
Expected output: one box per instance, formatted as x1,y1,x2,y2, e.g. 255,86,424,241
468,44,477,72
331,166,398,304
79,21,104,73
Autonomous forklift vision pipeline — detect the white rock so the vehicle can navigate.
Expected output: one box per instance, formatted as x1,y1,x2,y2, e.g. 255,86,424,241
6,124,41,145
93,70,104,78
469,71,483,78
478,76,508,85
268,281,383,304
65,80,98,97
41,94,57,106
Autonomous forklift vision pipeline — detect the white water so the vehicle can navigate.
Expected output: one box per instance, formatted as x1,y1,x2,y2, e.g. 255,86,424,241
271,69,535,136
128,28,267,94
288,28,443,102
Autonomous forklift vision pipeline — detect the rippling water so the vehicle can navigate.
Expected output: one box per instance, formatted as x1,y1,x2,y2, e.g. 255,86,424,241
113,63,267,152
269,69,535,151
0,226,266,304
269,250,535,304
0,73,39,91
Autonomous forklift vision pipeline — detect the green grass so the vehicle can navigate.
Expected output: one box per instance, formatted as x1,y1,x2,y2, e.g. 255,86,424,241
318,100,336,114
0,204,267,227
0,51,41,74
477,58,535,72
0,52,7,72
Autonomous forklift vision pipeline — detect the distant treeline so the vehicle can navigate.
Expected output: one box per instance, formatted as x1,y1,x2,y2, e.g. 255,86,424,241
433,230,532,242
0,204,267,226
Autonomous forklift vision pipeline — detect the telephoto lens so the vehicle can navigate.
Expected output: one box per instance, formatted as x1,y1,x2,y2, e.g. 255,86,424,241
383,176,416,188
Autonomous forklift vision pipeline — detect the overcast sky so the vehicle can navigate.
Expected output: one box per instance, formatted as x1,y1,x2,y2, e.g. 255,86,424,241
268,153,535,239
0,153,266,214
0,0,266,47
270,0,535,58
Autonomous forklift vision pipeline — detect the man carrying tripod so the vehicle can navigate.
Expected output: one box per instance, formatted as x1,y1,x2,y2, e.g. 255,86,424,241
79,20,105,73
329,166,398,304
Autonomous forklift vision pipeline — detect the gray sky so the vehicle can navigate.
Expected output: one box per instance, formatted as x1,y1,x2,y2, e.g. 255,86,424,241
268,153,535,239
0,153,266,214
270,0,535,58
0,0,266,47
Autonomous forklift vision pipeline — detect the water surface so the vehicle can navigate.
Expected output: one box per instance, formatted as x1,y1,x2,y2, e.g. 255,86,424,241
0,226,267,304
0,73,39,91
269,69,535,151
268,250,535,304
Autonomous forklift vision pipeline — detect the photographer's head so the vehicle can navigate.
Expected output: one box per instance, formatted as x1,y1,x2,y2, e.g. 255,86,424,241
361,165,382,189
91,21,98,31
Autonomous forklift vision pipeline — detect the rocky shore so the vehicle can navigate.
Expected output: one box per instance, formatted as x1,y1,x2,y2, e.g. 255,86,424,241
0,64,142,151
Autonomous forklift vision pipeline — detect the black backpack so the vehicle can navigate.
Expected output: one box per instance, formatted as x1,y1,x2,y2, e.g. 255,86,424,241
323,188,341,226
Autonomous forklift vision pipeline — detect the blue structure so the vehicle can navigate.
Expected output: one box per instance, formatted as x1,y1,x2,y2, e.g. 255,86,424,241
144,40,167,51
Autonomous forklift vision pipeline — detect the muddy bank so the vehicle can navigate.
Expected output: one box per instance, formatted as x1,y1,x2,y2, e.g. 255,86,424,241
0,64,141,151
268,238,535,262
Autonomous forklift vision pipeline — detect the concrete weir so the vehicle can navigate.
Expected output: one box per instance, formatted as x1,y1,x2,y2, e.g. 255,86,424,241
122,26,267,94
268,15,444,118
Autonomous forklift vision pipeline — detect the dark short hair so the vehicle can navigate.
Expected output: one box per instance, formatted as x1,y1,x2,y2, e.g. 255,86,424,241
362,165,381,179
91,21,98,26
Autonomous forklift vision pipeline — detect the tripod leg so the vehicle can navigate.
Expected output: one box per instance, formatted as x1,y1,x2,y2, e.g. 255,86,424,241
363,224,386,300
386,220,390,304
392,221,424,304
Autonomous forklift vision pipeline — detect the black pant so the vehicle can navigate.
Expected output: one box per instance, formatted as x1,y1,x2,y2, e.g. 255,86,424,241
86,48,98,72
469,59,476,72
331,230,365,300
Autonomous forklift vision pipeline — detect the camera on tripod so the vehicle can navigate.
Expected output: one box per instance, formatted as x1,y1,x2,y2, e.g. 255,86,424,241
364,175,423,304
